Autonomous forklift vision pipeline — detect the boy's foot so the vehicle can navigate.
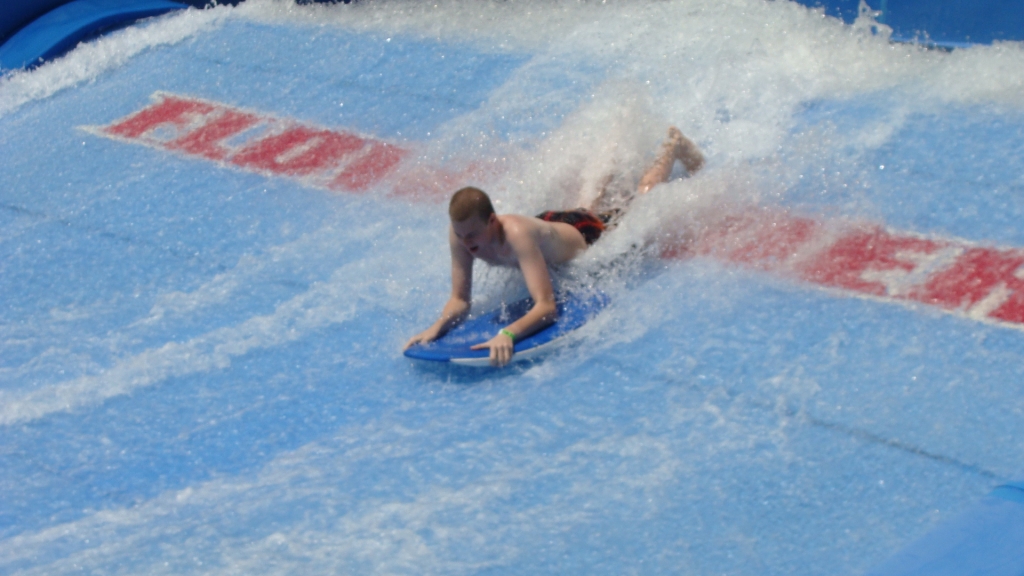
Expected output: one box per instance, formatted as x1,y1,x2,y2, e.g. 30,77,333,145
667,126,704,174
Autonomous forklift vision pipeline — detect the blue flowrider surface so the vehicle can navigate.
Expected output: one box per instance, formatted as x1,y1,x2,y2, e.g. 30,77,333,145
4,1,1024,574
405,292,610,366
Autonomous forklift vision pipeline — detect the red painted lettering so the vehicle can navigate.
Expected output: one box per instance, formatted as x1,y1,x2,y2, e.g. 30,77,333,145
96,93,409,193
696,211,821,271
911,247,1024,321
797,227,942,297
331,142,406,191
231,126,365,176
990,279,1024,324
165,109,261,161
104,94,216,141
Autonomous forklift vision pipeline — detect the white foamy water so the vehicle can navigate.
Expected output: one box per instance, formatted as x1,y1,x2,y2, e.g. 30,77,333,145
2,0,1024,574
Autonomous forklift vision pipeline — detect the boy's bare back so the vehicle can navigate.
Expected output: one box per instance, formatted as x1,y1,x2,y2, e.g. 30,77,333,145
461,214,588,269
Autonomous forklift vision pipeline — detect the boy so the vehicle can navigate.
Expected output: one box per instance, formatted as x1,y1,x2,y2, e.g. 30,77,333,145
404,127,704,366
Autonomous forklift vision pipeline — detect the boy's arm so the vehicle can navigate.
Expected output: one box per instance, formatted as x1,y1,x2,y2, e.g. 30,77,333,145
470,224,557,366
505,236,558,337
403,228,474,350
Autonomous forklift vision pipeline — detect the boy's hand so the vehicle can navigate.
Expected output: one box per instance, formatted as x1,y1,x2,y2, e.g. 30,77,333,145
404,327,441,350
470,331,515,367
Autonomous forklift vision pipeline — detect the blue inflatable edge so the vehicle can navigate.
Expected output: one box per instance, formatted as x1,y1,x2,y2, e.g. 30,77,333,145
4,0,1023,74
866,480,1024,576
794,0,1024,48
0,0,187,72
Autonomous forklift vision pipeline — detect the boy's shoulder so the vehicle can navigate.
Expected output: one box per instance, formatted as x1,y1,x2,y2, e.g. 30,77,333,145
498,213,545,243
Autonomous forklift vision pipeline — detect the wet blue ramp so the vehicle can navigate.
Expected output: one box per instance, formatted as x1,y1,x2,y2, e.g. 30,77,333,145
0,19,533,538
2,2,1024,574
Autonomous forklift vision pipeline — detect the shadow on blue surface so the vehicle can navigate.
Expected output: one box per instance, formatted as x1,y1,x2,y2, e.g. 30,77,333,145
868,486,1024,576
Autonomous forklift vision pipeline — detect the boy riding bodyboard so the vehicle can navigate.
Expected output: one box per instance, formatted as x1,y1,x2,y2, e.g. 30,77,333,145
404,127,704,366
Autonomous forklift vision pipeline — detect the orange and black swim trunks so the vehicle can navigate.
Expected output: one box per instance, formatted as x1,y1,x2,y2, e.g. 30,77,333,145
536,209,605,245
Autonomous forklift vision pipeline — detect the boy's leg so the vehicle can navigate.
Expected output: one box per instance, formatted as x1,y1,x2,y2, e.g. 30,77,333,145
588,126,704,226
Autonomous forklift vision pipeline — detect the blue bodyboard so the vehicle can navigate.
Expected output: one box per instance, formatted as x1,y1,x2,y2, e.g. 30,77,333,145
405,291,610,366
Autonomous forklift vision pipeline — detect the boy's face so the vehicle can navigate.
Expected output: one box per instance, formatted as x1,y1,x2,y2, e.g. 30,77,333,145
451,213,495,255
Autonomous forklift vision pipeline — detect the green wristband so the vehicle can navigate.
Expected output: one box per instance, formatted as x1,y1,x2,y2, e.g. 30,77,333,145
499,328,516,341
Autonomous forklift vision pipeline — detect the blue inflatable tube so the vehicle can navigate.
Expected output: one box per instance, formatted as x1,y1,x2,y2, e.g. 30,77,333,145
866,482,1024,575
0,0,333,73
0,0,70,48
0,0,188,72
0,0,223,46
795,0,1024,47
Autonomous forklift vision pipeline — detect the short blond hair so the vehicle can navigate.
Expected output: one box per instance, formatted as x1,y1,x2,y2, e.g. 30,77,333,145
448,187,494,222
